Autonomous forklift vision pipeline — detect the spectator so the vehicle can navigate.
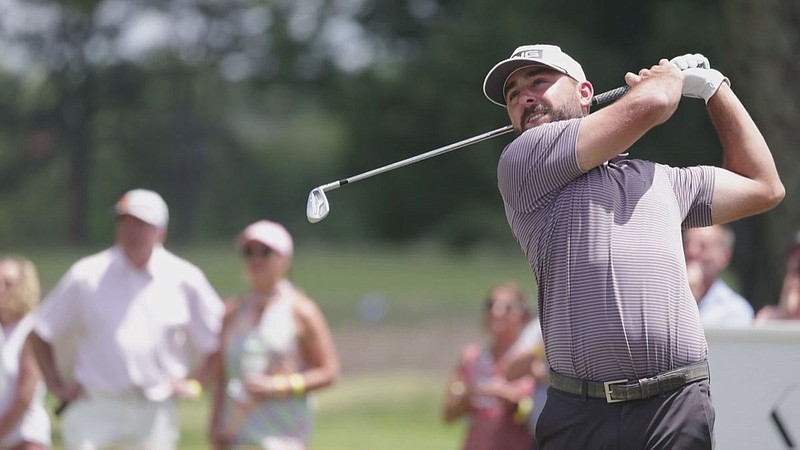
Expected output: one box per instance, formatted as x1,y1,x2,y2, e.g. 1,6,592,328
0,256,50,450
209,220,339,450
28,189,224,450
684,225,754,326
443,281,535,450
756,231,800,322
505,317,547,450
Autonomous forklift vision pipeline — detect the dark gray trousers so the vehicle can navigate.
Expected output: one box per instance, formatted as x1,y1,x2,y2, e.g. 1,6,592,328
536,380,715,450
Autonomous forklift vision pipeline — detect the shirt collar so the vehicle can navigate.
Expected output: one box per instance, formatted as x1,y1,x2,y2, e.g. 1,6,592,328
113,244,166,276
610,153,629,164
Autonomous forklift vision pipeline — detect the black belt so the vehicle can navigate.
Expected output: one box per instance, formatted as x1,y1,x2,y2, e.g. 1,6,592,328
549,361,710,403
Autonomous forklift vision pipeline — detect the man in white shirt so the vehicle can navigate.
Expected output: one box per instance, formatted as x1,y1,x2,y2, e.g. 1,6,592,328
29,189,224,449
684,224,754,327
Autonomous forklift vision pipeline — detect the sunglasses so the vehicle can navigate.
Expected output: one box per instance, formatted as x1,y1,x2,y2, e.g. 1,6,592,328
485,300,525,314
242,246,275,258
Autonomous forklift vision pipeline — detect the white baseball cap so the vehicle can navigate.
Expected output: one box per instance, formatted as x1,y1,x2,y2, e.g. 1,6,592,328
237,220,294,257
114,189,169,229
483,44,587,107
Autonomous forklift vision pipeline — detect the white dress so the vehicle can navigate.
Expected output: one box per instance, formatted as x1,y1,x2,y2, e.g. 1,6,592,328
222,281,312,450
0,314,51,448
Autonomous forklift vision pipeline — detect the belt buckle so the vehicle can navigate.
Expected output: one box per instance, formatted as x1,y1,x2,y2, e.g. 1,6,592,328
603,379,628,403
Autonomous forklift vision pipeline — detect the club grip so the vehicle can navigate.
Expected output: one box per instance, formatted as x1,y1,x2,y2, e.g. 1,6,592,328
592,86,630,106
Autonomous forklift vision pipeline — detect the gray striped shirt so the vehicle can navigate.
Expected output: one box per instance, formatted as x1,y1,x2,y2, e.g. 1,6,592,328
498,118,713,381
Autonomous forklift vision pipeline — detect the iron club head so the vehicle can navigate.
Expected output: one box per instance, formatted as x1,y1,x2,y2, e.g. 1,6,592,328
306,187,330,223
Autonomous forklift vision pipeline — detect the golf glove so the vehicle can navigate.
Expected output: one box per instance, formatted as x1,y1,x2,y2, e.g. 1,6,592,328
670,53,710,70
681,68,729,103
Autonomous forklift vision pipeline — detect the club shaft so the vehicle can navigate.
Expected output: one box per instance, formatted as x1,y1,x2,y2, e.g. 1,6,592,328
325,125,514,192
319,85,628,193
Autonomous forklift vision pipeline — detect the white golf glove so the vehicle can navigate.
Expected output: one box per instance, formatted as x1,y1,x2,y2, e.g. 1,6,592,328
670,53,711,70
681,68,730,103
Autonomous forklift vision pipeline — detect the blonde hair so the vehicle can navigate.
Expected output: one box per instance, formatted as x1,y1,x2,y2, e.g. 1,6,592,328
0,256,41,317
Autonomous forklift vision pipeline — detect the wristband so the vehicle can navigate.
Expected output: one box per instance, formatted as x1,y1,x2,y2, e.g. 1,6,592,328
186,379,202,398
514,397,533,424
288,373,306,396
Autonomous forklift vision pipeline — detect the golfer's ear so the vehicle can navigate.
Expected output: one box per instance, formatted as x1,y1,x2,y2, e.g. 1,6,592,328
579,81,594,108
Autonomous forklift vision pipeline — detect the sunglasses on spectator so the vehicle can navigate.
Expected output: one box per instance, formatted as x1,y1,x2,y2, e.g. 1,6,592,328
485,300,525,314
242,246,275,258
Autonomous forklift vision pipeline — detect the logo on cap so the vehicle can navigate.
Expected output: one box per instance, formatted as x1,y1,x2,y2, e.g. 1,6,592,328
515,49,543,59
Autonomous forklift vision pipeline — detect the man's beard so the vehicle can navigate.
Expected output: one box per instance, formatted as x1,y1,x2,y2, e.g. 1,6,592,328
520,100,584,133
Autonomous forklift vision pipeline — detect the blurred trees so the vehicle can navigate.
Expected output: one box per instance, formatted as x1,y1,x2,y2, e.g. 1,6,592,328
721,0,800,308
0,0,797,307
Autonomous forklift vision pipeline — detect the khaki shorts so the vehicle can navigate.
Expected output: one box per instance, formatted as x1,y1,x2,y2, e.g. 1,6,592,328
61,390,179,450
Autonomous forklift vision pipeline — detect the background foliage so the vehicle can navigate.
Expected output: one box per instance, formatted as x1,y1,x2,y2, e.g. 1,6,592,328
1,0,798,307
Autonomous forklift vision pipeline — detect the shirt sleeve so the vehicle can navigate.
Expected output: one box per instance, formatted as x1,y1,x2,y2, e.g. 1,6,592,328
497,119,584,213
662,164,715,228
33,266,83,342
181,268,224,355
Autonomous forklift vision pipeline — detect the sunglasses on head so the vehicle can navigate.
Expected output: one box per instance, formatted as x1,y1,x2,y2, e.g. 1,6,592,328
242,246,275,258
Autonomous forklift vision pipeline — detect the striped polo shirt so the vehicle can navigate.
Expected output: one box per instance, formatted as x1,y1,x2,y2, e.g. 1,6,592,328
498,118,714,382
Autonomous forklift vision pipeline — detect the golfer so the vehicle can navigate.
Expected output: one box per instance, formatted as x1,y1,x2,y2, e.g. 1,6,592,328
483,44,783,448
29,189,224,449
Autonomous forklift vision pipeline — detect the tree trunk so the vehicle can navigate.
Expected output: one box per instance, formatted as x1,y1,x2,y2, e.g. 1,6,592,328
722,0,800,309
64,74,94,244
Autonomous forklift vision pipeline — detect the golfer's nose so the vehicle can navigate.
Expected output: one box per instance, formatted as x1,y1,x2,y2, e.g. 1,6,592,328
518,86,538,104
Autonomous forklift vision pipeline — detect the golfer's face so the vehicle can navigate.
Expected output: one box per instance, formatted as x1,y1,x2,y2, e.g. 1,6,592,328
504,67,582,133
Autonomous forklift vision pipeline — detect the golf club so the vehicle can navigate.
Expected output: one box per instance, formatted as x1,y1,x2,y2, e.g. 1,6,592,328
306,85,631,223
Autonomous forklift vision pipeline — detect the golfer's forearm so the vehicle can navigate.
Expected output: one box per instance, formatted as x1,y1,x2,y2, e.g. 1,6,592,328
709,84,784,201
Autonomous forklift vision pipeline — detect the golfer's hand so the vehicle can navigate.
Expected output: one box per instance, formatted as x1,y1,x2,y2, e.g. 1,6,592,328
670,53,710,70
681,68,729,103
624,59,683,96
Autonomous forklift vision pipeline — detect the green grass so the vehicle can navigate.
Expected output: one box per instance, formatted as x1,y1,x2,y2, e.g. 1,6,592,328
310,372,465,450
182,241,540,326
17,241,538,326
45,371,463,449
15,242,535,449
171,372,465,450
